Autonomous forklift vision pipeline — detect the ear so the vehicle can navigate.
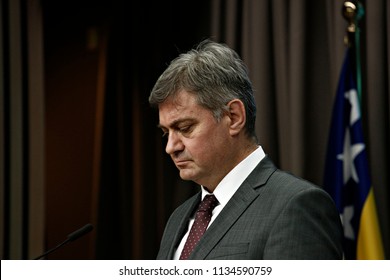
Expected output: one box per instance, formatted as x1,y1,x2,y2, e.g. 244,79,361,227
226,99,246,136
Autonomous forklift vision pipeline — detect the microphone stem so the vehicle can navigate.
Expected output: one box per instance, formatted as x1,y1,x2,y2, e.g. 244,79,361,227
33,239,70,260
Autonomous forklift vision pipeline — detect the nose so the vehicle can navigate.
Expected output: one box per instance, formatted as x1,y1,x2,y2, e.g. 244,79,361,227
165,131,184,155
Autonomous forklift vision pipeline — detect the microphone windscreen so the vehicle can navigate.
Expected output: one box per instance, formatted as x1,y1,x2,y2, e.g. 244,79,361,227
67,223,94,241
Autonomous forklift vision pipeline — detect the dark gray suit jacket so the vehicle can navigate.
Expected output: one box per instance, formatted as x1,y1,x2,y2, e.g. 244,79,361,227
157,156,343,259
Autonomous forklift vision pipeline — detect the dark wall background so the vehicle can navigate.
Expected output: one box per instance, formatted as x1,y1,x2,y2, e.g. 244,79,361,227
42,0,212,259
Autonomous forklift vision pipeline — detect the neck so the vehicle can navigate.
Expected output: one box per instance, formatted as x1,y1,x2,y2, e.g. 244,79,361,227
203,141,259,192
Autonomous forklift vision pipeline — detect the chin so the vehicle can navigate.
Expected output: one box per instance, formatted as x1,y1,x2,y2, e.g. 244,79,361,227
179,170,197,182
179,174,193,182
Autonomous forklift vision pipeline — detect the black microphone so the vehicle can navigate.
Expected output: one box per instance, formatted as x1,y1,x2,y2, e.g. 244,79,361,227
34,223,93,260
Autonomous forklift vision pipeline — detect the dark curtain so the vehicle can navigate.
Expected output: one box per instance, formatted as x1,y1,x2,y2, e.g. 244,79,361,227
210,0,389,258
96,0,211,259
96,0,389,259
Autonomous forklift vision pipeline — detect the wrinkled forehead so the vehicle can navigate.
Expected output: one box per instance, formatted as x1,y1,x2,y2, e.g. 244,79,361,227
158,90,213,129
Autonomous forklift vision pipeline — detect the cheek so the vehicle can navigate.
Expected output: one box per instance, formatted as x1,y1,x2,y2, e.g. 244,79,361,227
187,129,228,163
185,139,210,160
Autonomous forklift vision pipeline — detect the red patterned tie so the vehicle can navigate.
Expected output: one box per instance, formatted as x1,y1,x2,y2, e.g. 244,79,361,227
179,194,219,260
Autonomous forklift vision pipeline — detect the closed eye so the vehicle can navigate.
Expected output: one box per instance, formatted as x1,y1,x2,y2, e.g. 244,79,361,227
158,118,197,138
179,125,192,133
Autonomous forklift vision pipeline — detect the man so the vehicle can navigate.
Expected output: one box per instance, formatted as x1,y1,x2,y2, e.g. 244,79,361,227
149,39,343,259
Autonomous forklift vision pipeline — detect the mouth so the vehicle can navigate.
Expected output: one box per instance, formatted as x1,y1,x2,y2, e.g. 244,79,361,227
174,160,191,168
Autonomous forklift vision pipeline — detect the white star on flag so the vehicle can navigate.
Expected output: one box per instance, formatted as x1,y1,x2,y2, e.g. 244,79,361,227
337,128,365,184
336,89,365,184
342,205,355,239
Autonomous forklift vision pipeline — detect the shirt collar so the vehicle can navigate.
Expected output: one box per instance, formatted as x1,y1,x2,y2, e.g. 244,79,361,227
201,146,265,206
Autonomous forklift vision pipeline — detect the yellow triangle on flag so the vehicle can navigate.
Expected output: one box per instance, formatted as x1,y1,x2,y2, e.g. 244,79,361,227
357,188,385,259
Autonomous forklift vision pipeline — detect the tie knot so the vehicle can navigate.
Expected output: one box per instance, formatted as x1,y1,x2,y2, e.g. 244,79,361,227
197,194,219,213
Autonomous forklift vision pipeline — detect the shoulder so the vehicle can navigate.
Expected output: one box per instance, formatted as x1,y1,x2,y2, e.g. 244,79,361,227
257,167,335,208
275,169,328,194
271,169,319,190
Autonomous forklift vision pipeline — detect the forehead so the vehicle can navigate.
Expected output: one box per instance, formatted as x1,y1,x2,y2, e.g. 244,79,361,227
158,90,210,127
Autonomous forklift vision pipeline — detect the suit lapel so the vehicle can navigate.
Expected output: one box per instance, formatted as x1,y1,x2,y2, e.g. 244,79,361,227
165,193,201,259
188,156,277,259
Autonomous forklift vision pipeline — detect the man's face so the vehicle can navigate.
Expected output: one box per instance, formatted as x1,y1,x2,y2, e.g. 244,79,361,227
158,90,232,188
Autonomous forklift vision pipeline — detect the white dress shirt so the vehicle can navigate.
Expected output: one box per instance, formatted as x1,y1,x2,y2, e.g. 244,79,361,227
173,146,265,259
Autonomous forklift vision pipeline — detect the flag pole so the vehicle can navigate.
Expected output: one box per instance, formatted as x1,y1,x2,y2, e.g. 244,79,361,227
342,0,364,107
342,1,357,47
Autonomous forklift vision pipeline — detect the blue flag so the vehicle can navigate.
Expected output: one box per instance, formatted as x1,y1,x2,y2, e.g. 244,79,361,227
323,48,384,259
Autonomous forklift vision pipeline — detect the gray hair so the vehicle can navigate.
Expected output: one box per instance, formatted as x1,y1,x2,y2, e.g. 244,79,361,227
149,39,257,140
